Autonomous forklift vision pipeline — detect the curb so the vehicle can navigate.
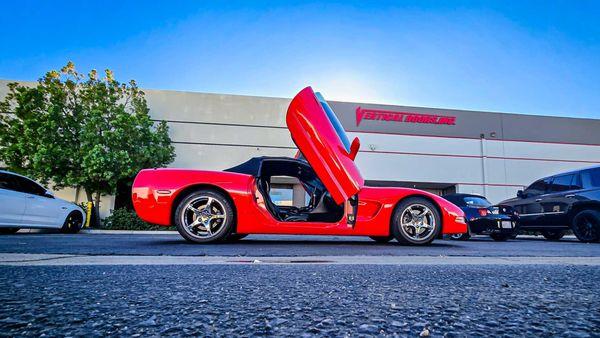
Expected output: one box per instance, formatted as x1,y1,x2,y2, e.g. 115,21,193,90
80,229,179,235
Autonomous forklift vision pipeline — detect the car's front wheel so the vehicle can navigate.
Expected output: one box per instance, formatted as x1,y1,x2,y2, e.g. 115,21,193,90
571,210,600,243
392,197,441,245
174,189,235,243
61,211,83,234
0,228,20,234
541,230,565,241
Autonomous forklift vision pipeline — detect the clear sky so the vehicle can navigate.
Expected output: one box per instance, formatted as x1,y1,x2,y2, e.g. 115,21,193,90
1,1,599,118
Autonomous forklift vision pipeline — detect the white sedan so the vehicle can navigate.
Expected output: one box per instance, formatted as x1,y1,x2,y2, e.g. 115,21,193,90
0,170,86,234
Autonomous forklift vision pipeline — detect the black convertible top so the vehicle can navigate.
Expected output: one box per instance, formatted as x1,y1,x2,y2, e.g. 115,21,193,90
224,156,309,176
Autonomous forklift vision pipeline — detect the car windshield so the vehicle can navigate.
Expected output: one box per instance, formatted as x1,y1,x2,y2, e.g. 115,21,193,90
463,197,492,208
315,92,351,153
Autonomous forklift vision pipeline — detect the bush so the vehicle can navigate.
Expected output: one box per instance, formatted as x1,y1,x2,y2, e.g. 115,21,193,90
102,208,175,231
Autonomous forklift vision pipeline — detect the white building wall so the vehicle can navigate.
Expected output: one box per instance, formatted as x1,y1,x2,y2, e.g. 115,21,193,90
2,80,600,214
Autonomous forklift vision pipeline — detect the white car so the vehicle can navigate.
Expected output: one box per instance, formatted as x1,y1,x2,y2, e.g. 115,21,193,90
0,170,86,234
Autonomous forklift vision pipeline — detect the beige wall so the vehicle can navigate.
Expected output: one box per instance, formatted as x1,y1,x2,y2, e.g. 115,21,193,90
2,78,600,217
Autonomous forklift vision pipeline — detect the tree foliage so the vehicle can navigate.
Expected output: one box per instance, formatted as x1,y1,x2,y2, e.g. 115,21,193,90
0,62,175,204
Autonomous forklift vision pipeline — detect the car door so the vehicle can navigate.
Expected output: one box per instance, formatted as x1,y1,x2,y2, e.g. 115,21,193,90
286,86,364,206
14,176,64,228
541,173,578,227
513,178,550,227
0,172,27,227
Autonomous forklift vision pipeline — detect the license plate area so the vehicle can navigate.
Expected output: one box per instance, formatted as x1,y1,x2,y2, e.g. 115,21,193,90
500,221,513,229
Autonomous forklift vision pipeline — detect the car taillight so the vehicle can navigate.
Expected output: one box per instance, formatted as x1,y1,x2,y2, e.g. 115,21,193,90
478,208,489,217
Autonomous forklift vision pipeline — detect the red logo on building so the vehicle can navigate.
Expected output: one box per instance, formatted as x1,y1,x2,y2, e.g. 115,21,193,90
355,107,457,127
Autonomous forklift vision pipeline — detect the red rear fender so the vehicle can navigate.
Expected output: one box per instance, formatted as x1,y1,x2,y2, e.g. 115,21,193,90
132,169,254,226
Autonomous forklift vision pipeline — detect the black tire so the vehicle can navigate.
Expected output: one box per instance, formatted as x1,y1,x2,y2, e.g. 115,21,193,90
224,234,247,242
541,230,565,241
0,228,20,234
369,236,393,243
61,211,83,234
392,197,441,245
490,233,509,241
174,189,235,243
571,210,600,243
450,232,471,241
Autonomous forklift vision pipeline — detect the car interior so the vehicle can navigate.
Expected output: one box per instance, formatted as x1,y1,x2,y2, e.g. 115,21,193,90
256,158,344,223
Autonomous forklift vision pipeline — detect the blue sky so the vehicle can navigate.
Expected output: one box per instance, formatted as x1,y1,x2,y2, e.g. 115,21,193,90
1,1,599,118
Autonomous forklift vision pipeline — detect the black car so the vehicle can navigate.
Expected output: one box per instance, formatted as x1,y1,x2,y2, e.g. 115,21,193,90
443,193,519,241
499,165,600,242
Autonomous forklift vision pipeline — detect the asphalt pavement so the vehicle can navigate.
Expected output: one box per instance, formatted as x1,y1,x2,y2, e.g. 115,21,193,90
0,232,599,337
0,232,599,257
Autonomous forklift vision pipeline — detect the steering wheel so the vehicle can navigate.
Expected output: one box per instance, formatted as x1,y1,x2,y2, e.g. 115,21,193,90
286,206,301,214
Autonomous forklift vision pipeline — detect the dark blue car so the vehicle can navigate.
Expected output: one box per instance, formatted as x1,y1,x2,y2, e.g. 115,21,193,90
443,193,519,241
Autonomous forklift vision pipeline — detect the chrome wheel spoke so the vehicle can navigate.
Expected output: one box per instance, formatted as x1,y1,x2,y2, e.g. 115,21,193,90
187,205,202,216
205,197,214,211
189,218,203,229
204,221,212,235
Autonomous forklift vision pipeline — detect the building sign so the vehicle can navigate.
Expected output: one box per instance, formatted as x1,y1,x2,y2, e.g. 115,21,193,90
355,106,457,127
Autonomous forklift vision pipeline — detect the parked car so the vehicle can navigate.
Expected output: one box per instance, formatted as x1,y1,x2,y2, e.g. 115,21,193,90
443,193,519,241
132,87,467,245
499,166,600,242
0,170,85,234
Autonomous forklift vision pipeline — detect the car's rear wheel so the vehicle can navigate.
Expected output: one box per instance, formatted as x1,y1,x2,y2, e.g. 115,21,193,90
0,228,20,234
369,236,393,243
490,233,509,241
61,211,83,234
174,189,235,243
541,230,565,241
392,197,441,245
571,210,600,243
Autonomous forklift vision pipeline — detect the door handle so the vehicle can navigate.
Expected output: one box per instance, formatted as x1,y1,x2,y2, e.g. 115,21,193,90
565,194,575,198
535,199,542,202
26,196,35,199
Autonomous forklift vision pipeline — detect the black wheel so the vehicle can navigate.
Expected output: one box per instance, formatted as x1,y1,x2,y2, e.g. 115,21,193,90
541,230,565,241
490,233,509,241
61,211,83,234
224,234,247,242
392,197,441,245
174,189,235,243
369,236,393,243
0,228,20,234
571,210,600,243
450,232,471,241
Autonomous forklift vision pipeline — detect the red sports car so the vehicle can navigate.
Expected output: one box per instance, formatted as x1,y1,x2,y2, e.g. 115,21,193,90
132,87,467,245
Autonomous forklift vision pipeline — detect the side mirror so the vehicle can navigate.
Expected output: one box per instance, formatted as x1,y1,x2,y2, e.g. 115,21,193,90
43,190,55,199
517,190,524,198
349,137,360,160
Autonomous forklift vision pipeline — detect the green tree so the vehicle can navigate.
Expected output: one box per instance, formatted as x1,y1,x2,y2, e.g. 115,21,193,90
0,62,175,225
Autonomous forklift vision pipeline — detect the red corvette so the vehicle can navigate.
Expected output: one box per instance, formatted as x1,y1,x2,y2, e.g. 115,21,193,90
132,87,467,245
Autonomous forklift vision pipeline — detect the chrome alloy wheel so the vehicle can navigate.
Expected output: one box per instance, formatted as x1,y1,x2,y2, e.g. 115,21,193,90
400,204,436,241
180,196,228,239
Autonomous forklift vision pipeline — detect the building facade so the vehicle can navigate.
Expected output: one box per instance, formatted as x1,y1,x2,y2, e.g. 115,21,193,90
2,80,600,217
